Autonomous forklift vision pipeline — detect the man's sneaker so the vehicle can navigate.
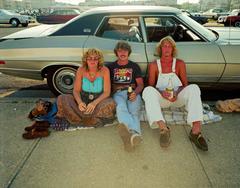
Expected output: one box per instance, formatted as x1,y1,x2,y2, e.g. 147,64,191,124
159,127,171,148
117,123,133,152
189,130,208,151
130,133,142,147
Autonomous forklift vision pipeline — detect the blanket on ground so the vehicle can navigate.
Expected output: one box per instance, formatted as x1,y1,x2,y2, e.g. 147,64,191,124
30,98,222,131
65,103,222,131
139,103,222,129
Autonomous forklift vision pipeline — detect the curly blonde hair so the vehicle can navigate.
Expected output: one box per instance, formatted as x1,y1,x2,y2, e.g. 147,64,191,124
156,36,177,58
82,48,104,71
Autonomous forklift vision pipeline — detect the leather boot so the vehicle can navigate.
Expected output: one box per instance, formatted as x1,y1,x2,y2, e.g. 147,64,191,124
22,128,50,139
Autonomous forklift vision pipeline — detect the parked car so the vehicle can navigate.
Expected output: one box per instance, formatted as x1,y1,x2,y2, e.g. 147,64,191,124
36,8,81,24
0,6,240,95
203,8,229,20
182,10,208,25
0,9,34,27
218,9,240,27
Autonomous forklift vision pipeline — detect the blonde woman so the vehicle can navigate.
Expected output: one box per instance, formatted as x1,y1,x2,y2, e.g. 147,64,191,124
57,48,116,127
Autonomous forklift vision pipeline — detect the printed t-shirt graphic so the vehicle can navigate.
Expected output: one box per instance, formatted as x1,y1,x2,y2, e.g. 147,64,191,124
113,68,133,83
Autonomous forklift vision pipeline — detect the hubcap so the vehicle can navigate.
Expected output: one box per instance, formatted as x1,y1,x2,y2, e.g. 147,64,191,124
53,68,76,94
11,20,18,27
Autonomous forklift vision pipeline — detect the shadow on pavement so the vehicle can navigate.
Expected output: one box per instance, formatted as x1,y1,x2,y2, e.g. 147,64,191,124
3,84,55,98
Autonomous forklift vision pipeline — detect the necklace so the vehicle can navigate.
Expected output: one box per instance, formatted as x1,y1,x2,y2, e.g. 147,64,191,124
89,72,95,78
88,71,97,83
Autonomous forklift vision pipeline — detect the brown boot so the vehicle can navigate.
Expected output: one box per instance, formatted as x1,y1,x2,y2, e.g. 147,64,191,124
24,122,37,132
117,123,133,152
159,127,171,148
189,130,208,151
22,129,50,139
24,121,49,132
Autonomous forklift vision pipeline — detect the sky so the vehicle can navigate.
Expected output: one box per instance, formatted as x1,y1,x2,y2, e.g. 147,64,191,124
55,0,85,5
177,0,199,4
55,0,200,5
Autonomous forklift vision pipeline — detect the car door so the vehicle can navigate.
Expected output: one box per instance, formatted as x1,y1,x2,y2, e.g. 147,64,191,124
218,43,240,83
0,10,8,23
84,16,148,76
142,16,226,83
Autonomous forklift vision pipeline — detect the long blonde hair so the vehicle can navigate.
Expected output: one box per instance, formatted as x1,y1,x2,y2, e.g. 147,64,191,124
156,36,177,58
82,48,104,70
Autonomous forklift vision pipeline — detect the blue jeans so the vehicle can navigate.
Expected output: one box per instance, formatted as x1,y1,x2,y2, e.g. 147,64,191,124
113,90,142,134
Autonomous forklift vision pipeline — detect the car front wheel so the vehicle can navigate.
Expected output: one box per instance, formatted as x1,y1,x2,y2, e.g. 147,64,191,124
10,18,20,27
47,67,77,96
235,21,240,27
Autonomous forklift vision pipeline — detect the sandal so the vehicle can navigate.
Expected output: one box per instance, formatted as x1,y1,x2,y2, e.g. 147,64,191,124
159,127,170,148
189,130,208,151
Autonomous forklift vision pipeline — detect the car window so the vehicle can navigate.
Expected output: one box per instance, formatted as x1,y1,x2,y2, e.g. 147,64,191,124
96,16,143,42
143,16,201,42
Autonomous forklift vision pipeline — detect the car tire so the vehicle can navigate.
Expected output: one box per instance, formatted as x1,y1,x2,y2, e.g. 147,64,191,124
47,67,77,96
10,18,20,27
235,21,240,27
22,23,29,27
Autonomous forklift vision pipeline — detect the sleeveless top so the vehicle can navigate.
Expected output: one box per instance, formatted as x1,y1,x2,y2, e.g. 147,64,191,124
155,58,183,91
82,77,103,93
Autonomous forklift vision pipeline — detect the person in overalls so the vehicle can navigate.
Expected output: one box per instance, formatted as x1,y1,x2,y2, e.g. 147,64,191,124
142,36,208,151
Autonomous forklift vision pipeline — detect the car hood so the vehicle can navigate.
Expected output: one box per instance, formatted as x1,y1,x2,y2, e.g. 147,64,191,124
208,27,240,44
1,24,64,39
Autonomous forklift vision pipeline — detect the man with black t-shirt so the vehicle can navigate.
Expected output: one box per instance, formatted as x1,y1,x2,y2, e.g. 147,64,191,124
107,41,144,152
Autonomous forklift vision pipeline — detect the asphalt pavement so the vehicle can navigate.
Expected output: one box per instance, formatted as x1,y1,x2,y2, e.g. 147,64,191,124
1,22,240,188
1,89,240,188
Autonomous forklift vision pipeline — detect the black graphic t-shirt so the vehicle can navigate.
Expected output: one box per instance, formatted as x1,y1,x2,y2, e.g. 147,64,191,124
107,60,142,87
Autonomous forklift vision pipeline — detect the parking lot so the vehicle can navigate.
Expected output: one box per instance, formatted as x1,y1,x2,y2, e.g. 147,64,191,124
1,22,240,188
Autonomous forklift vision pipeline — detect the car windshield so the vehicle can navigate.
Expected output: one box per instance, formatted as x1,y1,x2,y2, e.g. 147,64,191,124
178,13,217,41
1,9,16,15
40,24,65,36
230,10,240,16
50,9,81,15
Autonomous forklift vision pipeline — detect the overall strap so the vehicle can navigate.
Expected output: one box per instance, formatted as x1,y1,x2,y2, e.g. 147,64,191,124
172,58,176,73
157,59,162,74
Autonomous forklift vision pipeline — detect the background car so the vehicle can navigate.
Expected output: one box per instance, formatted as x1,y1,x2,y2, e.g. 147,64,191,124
203,8,229,20
0,9,34,27
218,9,240,27
36,8,81,24
182,10,208,25
0,6,240,95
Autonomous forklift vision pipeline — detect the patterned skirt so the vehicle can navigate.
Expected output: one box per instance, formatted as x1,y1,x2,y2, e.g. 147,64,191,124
56,94,116,127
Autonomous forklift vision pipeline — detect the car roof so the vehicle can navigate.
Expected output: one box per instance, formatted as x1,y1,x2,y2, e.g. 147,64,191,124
51,5,182,36
81,5,181,16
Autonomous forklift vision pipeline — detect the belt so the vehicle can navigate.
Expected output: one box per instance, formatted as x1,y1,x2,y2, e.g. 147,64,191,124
115,87,129,93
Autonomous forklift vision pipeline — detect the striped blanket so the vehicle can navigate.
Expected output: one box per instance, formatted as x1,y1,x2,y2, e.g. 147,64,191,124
139,103,222,129
63,103,222,131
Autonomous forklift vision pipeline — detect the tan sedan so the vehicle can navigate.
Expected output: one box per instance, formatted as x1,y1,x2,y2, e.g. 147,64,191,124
0,6,240,95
